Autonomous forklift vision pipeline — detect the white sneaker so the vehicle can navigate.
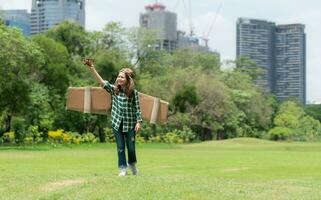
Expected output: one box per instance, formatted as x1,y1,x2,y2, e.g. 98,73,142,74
129,164,139,175
118,169,127,177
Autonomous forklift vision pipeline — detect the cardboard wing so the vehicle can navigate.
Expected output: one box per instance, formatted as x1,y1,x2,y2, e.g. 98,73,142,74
139,92,169,124
66,87,111,115
66,87,168,124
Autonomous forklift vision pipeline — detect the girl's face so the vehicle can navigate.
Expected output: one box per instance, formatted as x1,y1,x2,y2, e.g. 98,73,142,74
117,72,127,86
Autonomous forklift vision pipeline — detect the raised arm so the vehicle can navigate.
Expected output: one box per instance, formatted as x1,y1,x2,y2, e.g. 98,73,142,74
83,59,104,87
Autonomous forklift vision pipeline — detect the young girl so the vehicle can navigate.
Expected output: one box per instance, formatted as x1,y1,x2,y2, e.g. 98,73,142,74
83,59,142,176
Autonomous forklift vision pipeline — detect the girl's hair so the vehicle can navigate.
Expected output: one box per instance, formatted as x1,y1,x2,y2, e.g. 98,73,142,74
114,68,135,97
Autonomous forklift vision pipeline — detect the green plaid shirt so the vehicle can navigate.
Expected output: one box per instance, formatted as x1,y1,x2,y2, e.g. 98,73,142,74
103,80,142,132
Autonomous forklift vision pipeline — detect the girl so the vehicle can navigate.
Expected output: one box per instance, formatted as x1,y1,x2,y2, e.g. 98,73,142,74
83,59,142,176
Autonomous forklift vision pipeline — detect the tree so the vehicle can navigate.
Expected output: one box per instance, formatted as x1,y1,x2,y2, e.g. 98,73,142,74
221,68,275,137
233,56,264,80
170,48,195,68
127,27,161,68
172,85,200,113
32,35,70,97
194,52,220,71
0,25,44,134
100,22,127,50
47,21,90,57
23,83,53,135
269,101,321,141
305,104,321,123
192,75,235,140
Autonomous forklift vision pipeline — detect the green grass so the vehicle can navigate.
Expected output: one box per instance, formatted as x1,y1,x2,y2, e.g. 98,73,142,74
1,138,321,200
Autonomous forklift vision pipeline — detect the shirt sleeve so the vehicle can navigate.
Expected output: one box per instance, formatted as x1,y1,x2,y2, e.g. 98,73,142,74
102,80,114,94
134,90,143,123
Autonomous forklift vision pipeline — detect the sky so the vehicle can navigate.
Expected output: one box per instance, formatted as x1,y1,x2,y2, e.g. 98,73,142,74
1,0,320,103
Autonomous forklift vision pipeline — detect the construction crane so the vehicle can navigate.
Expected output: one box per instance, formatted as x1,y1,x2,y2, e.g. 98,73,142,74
201,2,222,48
180,0,222,48
181,0,195,37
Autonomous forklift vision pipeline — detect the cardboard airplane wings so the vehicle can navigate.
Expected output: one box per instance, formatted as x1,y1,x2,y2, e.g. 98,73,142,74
66,87,169,124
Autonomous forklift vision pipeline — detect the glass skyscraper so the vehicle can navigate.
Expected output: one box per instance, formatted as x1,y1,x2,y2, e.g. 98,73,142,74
274,24,306,104
236,18,306,104
2,10,30,36
236,18,275,92
30,0,85,35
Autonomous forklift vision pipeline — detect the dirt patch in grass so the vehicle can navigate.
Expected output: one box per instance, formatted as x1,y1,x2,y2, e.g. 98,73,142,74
158,165,175,169
222,167,250,172
40,179,84,192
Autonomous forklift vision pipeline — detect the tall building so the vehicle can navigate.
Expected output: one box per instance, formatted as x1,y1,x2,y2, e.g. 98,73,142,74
236,18,306,104
274,24,306,104
140,3,177,52
1,10,30,36
236,18,275,92
139,2,218,56
30,0,85,35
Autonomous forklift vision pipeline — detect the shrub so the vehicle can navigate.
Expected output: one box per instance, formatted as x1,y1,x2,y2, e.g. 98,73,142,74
163,131,180,144
268,127,292,140
12,117,26,144
2,131,15,144
136,134,146,144
140,123,154,140
176,126,197,142
39,117,53,140
24,125,43,144
48,129,64,143
161,126,197,144
62,132,72,143
70,132,83,144
82,132,98,143
149,135,162,143
48,129,98,144
104,128,115,143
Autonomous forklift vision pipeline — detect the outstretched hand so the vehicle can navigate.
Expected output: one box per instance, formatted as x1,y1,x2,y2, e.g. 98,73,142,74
82,58,95,68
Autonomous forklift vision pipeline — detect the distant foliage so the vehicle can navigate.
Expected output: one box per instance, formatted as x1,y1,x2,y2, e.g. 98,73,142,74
0,22,320,145
269,101,321,141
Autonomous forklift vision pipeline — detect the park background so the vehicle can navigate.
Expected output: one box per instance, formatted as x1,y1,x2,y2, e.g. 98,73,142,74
0,21,321,144
1,3,321,199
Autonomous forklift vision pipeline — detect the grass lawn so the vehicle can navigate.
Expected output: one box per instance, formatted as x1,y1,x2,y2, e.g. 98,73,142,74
1,138,321,200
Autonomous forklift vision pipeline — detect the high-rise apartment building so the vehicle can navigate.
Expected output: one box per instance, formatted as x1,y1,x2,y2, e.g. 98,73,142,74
274,24,306,104
140,3,177,52
139,2,218,56
236,18,275,92
30,0,85,35
236,18,306,104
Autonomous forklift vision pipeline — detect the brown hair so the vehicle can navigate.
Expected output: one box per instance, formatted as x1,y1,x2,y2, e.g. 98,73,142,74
114,68,135,97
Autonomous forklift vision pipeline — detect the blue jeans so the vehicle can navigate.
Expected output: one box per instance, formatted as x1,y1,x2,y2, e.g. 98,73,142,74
113,122,137,169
